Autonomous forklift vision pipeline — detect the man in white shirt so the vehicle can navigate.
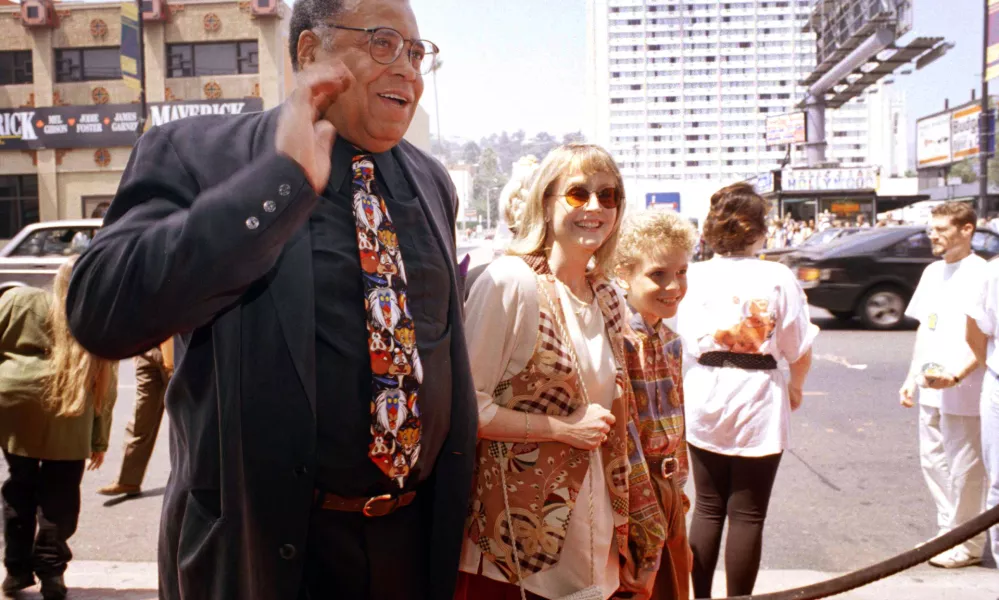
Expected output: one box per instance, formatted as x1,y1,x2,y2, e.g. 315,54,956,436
964,258,999,566
899,201,989,568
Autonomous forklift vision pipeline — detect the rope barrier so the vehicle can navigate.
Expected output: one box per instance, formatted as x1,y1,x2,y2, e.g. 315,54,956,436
717,504,999,600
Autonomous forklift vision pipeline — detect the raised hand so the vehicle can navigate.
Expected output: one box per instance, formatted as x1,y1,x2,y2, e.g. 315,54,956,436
275,61,354,193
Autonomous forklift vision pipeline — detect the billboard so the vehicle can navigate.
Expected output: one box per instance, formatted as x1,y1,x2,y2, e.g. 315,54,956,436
0,99,263,150
916,112,952,168
765,112,807,145
811,0,914,67
988,0,999,82
120,2,142,92
915,101,994,169
646,192,680,212
952,104,983,161
781,167,878,192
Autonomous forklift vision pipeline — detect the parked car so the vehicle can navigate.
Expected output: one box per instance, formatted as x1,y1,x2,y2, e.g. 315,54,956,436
759,227,861,263
0,219,103,294
787,226,999,330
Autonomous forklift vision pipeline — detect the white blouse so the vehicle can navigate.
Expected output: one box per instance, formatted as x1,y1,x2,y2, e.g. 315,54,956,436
460,256,620,599
677,256,818,457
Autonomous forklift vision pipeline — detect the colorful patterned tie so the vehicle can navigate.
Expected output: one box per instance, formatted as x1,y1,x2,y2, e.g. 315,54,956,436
351,154,423,489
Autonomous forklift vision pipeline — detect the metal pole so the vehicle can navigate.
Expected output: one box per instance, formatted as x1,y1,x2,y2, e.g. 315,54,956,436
981,0,990,217
135,0,147,137
432,59,442,155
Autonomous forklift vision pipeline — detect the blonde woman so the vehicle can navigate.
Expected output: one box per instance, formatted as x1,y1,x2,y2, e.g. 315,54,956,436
458,144,668,600
0,260,117,600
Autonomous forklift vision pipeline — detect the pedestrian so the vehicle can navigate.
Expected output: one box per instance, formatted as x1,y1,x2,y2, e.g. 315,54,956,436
97,338,173,497
676,182,817,598
64,0,477,598
899,201,988,568
615,210,697,600
964,254,999,568
458,144,667,600
0,260,118,600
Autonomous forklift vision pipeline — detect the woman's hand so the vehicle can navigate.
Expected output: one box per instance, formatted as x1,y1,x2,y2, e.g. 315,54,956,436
87,451,105,471
552,404,616,450
789,384,803,411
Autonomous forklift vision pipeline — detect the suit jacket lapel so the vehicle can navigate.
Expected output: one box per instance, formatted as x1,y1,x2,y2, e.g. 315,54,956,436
390,145,458,285
257,109,316,416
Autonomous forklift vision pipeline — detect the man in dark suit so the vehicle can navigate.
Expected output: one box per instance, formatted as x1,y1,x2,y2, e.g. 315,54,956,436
65,1,476,598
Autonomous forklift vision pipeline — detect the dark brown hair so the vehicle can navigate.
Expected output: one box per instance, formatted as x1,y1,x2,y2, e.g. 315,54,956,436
702,182,769,254
931,201,977,229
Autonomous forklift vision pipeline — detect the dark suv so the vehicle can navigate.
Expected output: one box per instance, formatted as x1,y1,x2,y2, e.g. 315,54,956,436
787,226,999,330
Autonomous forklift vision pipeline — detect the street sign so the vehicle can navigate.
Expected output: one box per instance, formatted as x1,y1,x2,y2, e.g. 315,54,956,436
120,2,142,92
464,208,478,220
646,192,680,212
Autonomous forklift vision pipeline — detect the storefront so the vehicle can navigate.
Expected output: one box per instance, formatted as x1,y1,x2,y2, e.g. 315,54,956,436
752,166,926,226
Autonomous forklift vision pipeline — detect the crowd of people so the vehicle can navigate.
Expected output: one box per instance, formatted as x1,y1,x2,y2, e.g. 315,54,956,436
0,1,995,599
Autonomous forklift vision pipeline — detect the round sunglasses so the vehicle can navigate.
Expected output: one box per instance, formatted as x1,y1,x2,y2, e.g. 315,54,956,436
554,185,620,209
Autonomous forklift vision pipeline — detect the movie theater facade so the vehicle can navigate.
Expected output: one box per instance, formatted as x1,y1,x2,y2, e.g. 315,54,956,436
0,0,291,238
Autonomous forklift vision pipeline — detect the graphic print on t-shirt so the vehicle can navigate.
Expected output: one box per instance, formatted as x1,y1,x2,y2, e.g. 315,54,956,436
713,297,777,353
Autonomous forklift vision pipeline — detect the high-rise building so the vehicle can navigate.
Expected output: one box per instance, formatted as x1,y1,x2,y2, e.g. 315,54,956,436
584,0,882,185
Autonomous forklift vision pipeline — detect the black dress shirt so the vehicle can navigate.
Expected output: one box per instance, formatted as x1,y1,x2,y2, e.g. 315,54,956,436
311,138,452,496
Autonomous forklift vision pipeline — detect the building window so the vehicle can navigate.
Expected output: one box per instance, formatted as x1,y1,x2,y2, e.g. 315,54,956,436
55,47,121,82
0,175,39,240
167,41,259,77
0,51,33,85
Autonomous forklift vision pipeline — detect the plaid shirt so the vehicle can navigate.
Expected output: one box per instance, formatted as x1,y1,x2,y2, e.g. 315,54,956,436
624,310,689,508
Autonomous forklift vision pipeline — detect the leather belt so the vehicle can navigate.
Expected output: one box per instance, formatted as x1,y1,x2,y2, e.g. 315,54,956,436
313,490,417,518
650,456,679,480
698,351,778,371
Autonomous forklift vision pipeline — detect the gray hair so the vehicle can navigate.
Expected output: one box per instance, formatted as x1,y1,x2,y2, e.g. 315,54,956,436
289,0,347,71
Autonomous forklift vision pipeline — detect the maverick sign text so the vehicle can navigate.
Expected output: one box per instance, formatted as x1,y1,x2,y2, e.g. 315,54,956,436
0,98,263,150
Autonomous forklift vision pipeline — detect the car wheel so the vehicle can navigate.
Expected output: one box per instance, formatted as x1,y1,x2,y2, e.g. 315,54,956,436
829,310,854,321
858,286,907,330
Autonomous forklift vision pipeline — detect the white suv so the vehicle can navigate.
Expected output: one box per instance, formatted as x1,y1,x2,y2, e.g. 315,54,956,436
0,219,103,294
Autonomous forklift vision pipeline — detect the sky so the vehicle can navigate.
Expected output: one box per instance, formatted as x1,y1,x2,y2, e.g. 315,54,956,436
409,0,984,148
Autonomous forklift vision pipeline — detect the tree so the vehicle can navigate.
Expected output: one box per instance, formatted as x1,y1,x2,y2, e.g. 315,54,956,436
460,141,481,165
472,148,508,227
562,131,586,145
525,132,558,162
948,159,978,184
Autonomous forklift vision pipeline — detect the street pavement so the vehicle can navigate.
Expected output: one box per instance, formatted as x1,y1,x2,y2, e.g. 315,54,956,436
2,309,999,598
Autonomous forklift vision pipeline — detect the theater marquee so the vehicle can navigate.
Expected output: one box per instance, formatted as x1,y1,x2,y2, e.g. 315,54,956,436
0,98,263,150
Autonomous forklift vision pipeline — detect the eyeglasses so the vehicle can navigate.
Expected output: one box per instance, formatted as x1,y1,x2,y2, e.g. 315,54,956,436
555,185,620,209
325,25,439,75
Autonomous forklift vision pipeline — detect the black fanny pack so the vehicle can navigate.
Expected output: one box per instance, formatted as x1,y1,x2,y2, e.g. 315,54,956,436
698,351,778,371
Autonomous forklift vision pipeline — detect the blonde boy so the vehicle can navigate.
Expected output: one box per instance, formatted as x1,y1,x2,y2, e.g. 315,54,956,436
616,211,696,600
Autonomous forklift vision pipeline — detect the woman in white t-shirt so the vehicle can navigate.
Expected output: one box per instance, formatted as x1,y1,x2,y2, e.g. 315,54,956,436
677,183,818,598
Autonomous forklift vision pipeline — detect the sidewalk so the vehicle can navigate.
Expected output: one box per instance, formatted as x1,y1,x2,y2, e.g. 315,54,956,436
1,561,996,599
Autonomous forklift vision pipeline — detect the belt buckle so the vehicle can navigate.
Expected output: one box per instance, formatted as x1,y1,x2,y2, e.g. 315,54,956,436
661,457,678,480
362,494,396,518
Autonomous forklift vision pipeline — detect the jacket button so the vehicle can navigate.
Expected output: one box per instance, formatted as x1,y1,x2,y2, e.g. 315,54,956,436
278,183,291,197
263,200,277,213
279,544,296,560
245,216,260,230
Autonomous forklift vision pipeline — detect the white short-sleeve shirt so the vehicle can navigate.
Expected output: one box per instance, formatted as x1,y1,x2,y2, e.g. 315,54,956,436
677,256,819,457
905,254,986,416
966,257,999,406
